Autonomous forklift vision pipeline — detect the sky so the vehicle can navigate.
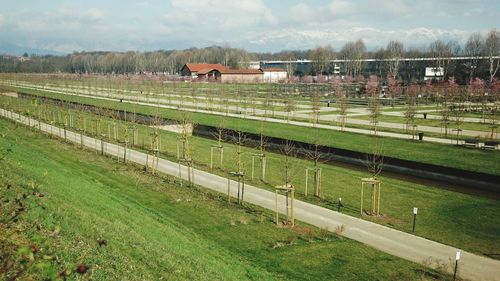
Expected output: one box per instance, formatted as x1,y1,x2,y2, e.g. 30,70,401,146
0,0,498,54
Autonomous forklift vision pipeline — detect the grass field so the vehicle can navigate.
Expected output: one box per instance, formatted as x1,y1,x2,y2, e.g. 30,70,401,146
2,95,500,260
355,114,494,133
277,114,490,141
0,118,450,280
2,84,499,177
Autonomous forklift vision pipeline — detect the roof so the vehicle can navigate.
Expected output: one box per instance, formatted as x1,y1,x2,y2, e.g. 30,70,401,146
219,69,263,75
183,63,226,72
261,68,287,72
197,68,219,75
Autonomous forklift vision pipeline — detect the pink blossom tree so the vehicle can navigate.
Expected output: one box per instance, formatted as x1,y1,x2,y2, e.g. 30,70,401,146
386,74,401,108
471,78,487,122
448,76,458,96
424,80,434,104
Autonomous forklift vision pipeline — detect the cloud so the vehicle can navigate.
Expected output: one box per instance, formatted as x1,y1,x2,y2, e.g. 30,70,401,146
83,8,104,22
162,0,277,38
0,0,497,53
137,1,150,7
329,0,356,15
41,42,83,54
377,0,414,17
10,6,106,34
289,3,316,21
241,26,472,51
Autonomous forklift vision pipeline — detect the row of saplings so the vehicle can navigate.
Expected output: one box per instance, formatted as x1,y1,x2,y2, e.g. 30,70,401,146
5,98,385,228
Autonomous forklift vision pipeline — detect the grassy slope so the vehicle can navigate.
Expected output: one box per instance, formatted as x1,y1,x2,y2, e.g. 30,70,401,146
3,94,500,258
0,118,447,280
3,85,499,176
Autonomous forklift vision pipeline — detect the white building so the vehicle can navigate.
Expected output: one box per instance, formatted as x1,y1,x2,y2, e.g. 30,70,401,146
332,64,340,75
248,61,261,69
424,67,444,81
261,68,288,82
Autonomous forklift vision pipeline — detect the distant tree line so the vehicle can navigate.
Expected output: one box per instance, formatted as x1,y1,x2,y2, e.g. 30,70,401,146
0,29,498,84
0,46,254,75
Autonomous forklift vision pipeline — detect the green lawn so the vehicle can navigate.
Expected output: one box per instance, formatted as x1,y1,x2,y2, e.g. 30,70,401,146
0,118,449,280
3,84,499,177
354,114,494,133
277,114,490,141
2,95,500,260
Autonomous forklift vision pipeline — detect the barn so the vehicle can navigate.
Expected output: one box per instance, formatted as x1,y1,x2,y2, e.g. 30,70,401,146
180,63,226,77
181,63,264,83
218,69,263,83
197,68,221,81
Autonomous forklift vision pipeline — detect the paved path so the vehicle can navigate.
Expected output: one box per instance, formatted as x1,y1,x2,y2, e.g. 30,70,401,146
2,82,477,146
2,108,500,281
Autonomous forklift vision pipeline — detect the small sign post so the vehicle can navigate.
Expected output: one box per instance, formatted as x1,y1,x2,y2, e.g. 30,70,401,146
412,207,418,233
453,250,461,281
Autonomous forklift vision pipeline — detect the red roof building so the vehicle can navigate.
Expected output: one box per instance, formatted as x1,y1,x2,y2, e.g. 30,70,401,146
219,69,263,75
181,63,226,77
181,63,265,83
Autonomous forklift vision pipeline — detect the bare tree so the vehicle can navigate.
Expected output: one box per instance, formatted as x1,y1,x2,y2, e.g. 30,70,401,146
385,40,404,80
366,75,380,134
284,93,297,123
310,87,321,125
440,77,458,137
284,55,297,80
309,45,335,77
280,140,297,188
340,39,367,77
484,29,500,83
451,87,466,144
439,92,451,138
404,85,418,138
229,125,247,204
253,119,268,181
361,141,384,216
304,129,325,197
488,106,499,139
210,117,225,169
429,40,455,78
333,77,348,130
464,33,484,83
176,109,194,186
364,142,384,179
231,125,247,177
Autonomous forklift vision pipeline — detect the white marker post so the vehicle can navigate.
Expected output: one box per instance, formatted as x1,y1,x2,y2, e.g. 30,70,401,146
412,207,418,233
453,250,461,281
